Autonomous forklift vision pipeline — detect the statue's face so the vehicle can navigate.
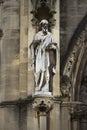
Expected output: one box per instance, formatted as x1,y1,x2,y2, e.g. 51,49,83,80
40,19,48,34
41,23,48,34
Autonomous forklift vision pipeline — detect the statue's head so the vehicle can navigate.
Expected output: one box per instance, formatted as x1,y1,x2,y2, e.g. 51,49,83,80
40,19,48,25
39,19,48,34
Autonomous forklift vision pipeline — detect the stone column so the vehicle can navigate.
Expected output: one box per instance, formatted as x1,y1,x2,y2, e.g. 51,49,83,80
1,0,20,101
27,0,35,96
0,1,20,130
19,0,28,98
71,120,78,130
61,104,71,130
27,104,39,130
39,113,47,130
0,1,4,101
50,102,61,130
52,0,61,97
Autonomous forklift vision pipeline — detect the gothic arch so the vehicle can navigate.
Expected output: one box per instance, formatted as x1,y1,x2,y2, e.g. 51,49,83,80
61,15,87,101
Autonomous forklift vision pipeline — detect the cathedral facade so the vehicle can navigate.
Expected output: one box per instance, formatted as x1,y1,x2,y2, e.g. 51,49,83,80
0,0,87,130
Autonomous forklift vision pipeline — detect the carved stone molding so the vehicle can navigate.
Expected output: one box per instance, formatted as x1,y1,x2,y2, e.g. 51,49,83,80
62,24,87,98
71,105,87,120
63,31,85,78
33,97,53,114
61,75,72,97
79,62,87,103
31,0,56,13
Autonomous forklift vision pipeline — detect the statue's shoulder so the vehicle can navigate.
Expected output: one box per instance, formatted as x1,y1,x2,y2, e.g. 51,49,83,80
35,31,42,36
48,32,54,37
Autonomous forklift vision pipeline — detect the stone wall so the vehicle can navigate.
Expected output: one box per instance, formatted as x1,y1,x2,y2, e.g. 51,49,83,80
60,0,87,64
0,0,20,130
0,0,87,130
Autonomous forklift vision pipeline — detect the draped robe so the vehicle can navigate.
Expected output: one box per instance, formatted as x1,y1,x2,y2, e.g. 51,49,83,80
30,31,57,92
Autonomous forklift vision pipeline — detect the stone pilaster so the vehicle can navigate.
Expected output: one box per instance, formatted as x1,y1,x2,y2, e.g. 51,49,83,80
1,0,20,101
61,102,72,130
39,114,47,130
28,0,35,96
52,0,61,97
19,0,28,98
27,103,39,130
71,120,78,130
0,2,3,101
50,100,61,130
3,106,19,130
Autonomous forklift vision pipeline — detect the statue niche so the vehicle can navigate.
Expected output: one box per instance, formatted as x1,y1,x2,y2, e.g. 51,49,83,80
30,19,57,95
31,0,56,28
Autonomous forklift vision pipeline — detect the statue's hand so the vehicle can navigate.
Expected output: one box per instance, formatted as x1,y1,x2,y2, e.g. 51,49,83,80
46,43,57,50
50,44,57,49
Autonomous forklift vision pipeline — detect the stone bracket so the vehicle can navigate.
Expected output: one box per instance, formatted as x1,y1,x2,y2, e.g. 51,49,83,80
33,97,53,115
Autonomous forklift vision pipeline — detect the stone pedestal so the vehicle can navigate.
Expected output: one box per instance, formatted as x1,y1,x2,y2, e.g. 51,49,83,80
32,96,61,130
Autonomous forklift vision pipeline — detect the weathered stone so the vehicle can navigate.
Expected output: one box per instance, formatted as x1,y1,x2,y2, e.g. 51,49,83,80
0,0,20,101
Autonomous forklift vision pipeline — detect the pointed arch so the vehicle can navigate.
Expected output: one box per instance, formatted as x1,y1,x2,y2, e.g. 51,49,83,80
62,14,87,101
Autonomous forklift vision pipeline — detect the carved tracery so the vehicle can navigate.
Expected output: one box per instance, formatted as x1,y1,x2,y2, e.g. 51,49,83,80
31,0,56,28
63,31,85,78
61,16,87,98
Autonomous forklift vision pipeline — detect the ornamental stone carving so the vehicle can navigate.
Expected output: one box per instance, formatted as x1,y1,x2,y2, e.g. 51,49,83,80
33,97,53,113
30,19,57,95
31,0,56,12
61,75,72,97
63,31,85,78
31,0,56,27
62,27,87,98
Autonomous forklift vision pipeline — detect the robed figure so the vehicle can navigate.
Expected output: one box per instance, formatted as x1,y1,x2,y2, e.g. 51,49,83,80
30,19,57,94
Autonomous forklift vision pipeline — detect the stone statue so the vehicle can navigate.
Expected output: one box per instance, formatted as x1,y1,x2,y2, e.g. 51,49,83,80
30,19,57,94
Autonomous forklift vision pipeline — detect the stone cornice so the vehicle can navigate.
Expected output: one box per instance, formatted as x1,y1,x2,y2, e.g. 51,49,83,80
0,96,34,107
